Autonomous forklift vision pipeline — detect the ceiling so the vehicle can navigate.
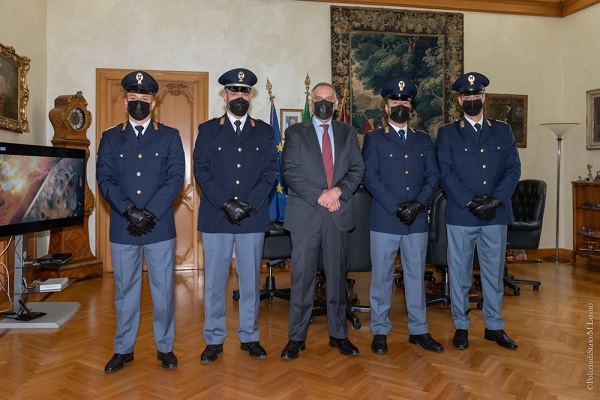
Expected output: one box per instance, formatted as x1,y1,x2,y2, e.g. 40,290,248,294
301,0,600,17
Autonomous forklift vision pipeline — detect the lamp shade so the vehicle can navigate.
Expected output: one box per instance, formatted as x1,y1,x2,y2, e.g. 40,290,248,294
541,123,579,138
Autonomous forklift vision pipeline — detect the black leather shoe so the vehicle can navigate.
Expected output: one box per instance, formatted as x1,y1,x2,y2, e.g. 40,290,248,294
201,344,223,364
329,337,360,356
104,352,134,373
409,333,444,352
453,329,469,350
240,341,267,359
157,351,178,369
281,340,305,359
484,329,518,349
371,335,388,354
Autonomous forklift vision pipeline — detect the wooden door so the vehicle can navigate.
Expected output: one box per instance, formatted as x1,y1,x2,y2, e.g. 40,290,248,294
95,69,208,272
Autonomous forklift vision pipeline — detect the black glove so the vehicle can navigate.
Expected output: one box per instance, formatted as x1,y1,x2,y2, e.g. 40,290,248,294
123,205,156,234
478,197,503,220
467,196,485,217
127,223,145,237
396,201,425,225
468,196,502,220
221,199,252,225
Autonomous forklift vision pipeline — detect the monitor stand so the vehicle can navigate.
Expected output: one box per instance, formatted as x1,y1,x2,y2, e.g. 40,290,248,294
0,235,80,329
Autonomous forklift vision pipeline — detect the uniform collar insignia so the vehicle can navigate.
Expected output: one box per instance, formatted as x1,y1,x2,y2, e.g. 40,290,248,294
460,120,465,129
249,118,256,127
384,126,390,134
219,117,225,125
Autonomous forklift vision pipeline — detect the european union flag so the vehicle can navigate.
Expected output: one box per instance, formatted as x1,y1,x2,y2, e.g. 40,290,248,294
268,96,287,221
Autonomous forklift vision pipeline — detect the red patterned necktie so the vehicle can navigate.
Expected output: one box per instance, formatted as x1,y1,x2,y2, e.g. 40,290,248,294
320,124,333,188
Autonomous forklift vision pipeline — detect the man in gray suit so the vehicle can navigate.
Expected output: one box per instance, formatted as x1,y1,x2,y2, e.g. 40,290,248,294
280,82,365,359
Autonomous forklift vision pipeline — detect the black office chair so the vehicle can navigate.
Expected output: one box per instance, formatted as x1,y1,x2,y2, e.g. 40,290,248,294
232,220,292,302
311,184,372,329
425,189,483,310
504,179,547,295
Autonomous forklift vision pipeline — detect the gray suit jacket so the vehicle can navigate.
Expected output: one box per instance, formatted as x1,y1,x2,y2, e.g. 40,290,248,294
282,118,365,235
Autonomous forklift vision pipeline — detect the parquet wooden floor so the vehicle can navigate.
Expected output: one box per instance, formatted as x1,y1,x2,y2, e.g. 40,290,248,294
0,261,598,399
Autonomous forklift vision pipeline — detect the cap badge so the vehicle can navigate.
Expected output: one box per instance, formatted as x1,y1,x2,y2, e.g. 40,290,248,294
468,74,475,86
398,81,405,91
136,72,144,85
238,71,245,82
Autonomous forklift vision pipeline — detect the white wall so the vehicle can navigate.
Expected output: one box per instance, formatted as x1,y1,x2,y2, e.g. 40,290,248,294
3,0,600,253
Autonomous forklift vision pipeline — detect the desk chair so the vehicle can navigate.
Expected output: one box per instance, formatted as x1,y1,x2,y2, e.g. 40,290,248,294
232,220,292,302
425,189,483,310
504,179,547,295
311,184,372,329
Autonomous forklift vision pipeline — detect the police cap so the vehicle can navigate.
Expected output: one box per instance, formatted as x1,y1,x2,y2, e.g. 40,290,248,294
452,72,489,95
381,78,417,101
121,71,159,95
218,68,257,93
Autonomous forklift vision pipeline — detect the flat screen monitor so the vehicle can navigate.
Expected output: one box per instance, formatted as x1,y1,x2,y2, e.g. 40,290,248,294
0,142,86,237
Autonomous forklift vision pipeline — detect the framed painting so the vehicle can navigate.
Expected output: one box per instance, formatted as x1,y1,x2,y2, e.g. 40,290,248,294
0,43,30,133
586,88,600,150
483,94,528,148
280,108,302,137
330,6,464,140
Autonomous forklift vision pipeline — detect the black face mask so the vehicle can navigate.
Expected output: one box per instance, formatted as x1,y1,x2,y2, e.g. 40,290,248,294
313,100,334,120
228,97,250,117
462,99,484,117
127,100,151,121
389,105,410,124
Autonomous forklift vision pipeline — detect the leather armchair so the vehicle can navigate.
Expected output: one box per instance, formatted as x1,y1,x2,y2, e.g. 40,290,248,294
504,179,547,294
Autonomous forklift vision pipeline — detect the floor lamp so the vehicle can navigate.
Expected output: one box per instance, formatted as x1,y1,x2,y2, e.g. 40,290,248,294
541,122,579,263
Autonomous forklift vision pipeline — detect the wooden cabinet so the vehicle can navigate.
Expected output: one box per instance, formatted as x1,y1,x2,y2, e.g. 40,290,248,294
572,181,600,265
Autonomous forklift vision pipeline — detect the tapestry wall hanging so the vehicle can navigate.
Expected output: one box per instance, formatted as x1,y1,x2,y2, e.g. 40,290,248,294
331,6,464,140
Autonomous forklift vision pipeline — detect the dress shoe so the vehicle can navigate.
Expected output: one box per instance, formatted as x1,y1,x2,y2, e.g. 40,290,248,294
371,335,388,354
329,337,360,356
104,352,134,373
484,329,518,349
281,340,306,359
200,344,223,364
453,329,469,350
240,341,267,359
409,333,444,352
157,351,178,369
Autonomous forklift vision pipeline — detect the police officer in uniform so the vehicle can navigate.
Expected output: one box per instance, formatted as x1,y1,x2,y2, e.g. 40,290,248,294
362,78,443,354
193,68,277,364
97,70,185,372
436,72,521,350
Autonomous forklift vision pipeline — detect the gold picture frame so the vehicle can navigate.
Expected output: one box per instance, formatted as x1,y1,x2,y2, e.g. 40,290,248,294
586,88,600,150
280,109,302,138
483,94,528,148
0,43,30,133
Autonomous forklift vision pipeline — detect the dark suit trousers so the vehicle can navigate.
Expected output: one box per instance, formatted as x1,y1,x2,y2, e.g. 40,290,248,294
288,215,349,341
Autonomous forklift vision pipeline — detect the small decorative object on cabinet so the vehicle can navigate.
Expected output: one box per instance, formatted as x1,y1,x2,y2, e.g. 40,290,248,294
572,181,600,266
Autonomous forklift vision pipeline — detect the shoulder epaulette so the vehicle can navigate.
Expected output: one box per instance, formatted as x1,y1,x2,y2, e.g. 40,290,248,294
440,121,454,128
487,118,504,126
411,127,429,136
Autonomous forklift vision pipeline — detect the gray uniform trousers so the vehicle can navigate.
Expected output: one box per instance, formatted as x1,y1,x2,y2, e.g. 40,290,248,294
447,224,506,330
111,238,176,354
202,232,264,344
370,231,429,336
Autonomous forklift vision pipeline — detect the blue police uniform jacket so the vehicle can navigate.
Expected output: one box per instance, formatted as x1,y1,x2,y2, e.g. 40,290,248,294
362,125,439,234
96,120,185,245
193,114,277,234
436,117,521,226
